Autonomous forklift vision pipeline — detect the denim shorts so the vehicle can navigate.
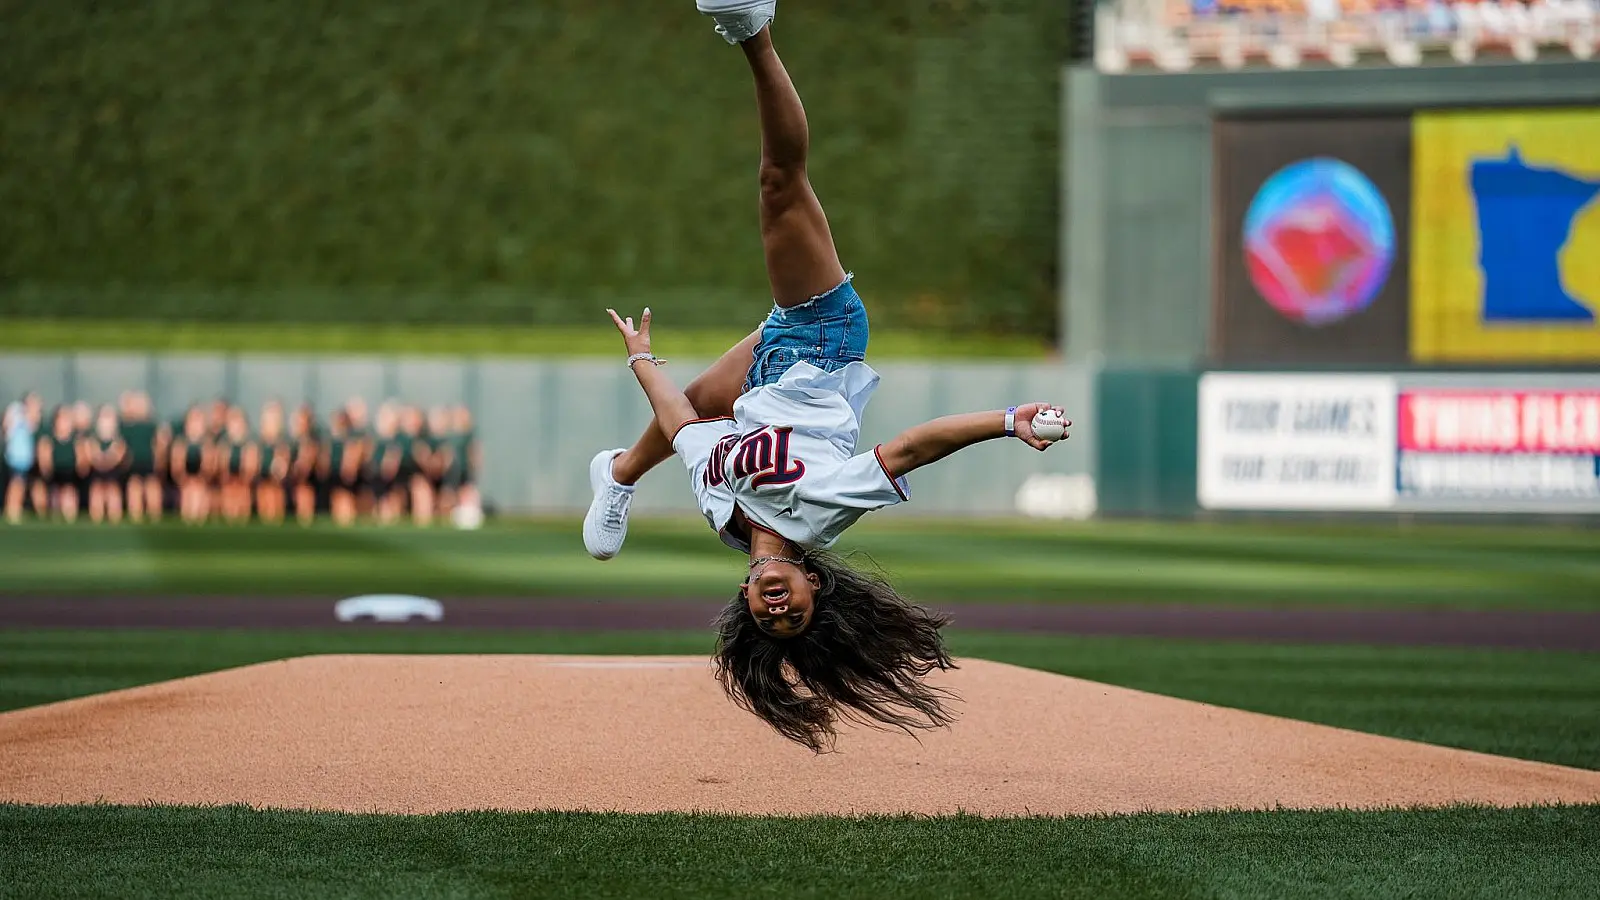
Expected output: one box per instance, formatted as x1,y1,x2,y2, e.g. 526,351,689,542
744,275,870,391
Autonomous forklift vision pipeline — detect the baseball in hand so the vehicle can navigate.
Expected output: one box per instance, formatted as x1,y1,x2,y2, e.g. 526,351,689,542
1031,409,1068,442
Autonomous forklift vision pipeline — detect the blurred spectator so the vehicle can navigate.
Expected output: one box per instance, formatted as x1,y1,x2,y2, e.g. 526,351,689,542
287,404,320,526
2,391,481,528
446,405,483,526
323,409,361,527
4,394,43,524
256,401,289,526
87,405,128,525
218,406,256,526
370,403,404,526
38,406,85,522
119,391,167,524
171,406,213,525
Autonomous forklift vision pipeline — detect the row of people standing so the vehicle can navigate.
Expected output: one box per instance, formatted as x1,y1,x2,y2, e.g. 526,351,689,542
3,392,480,526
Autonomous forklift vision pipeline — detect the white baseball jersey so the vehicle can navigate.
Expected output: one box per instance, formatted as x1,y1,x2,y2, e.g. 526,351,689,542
673,361,911,553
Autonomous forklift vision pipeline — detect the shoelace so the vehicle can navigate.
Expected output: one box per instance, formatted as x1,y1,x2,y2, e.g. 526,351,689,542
602,490,632,531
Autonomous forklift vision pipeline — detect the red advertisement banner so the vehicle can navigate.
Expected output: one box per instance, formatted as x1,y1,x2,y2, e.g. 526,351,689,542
1398,390,1600,454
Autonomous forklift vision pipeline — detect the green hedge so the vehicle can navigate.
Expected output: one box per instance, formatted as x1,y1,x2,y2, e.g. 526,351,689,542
0,0,1065,335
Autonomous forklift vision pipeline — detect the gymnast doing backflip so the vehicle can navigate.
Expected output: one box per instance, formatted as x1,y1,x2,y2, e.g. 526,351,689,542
584,1,1072,751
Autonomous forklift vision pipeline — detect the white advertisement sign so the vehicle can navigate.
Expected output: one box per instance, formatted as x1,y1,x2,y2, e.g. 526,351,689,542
1198,374,1398,510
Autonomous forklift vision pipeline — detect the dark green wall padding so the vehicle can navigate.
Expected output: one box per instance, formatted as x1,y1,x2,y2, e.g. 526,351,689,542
1095,368,1199,517
0,0,1065,335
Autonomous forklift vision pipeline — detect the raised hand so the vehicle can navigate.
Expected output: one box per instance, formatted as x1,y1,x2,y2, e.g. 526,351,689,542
605,307,653,359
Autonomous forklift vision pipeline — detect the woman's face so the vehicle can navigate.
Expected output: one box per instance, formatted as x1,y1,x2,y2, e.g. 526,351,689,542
744,560,819,639
184,410,206,438
95,408,118,439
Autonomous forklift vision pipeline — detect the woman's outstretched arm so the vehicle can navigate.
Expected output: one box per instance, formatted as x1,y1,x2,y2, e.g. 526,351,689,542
877,402,1068,478
608,308,697,441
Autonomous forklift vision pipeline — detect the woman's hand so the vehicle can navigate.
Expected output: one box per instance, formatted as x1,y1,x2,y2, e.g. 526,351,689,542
606,307,653,359
1012,402,1070,452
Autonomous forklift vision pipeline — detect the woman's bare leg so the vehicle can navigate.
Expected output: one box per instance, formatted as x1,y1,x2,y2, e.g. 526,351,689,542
4,478,23,523
144,477,163,522
742,26,846,308
610,26,842,485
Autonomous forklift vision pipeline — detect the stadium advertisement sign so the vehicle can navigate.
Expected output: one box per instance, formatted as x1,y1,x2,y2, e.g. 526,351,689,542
1198,374,1398,510
1213,117,1413,366
1397,389,1600,509
1411,109,1600,364
1199,374,1600,512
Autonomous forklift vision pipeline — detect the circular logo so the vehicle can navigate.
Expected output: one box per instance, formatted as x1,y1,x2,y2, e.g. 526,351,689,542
1243,158,1394,326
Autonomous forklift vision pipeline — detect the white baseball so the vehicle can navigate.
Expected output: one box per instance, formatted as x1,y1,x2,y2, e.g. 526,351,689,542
1031,409,1067,442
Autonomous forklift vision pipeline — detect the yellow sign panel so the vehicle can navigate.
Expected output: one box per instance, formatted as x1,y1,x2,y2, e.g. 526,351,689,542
1411,109,1600,363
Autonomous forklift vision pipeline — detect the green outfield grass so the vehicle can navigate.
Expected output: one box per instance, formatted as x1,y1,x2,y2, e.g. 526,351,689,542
2,517,1597,608
3,629,1596,769
4,802,1596,900
0,319,1052,358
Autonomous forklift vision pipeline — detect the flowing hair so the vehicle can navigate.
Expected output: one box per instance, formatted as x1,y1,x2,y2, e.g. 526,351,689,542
712,549,957,752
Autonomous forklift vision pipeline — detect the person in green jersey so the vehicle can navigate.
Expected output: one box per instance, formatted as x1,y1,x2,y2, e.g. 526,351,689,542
321,410,359,527
286,404,320,526
344,396,375,518
442,405,482,526
169,406,214,525
36,407,84,522
421,406,455,525
253,401,290,526
86,405,128,525
397,405,434,526
367,403,404,525
216,406,256,525
118,391,167,524
68,400,94,506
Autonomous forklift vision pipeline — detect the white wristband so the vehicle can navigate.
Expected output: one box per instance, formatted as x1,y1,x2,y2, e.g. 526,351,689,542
626,353,666,369
1004,406,1018,437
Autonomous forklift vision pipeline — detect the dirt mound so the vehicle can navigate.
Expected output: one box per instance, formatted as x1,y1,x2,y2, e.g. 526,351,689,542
2,655,1596,816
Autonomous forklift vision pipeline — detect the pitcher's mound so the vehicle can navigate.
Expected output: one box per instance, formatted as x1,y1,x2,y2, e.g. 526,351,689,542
2,655,1597,816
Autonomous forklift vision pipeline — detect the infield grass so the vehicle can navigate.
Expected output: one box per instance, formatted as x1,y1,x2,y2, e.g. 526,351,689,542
2,517,1598,608
4,802,1597,900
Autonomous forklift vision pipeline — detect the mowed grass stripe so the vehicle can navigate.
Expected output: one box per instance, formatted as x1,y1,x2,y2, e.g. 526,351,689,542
2,630,1596,770
3,803,1597,900
1,518,1597,608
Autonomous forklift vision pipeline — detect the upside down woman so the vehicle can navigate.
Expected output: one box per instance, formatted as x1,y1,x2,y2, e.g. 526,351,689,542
583,3,1071,752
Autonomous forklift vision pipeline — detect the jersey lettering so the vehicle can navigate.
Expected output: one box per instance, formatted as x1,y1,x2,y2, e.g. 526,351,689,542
704,433,740,489
732,426,807,488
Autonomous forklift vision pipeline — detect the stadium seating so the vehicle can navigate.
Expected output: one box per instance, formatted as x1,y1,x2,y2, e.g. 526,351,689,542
1096,0,1599,71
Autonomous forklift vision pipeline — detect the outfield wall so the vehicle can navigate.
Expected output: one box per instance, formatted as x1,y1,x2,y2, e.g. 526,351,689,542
0,354,1093,517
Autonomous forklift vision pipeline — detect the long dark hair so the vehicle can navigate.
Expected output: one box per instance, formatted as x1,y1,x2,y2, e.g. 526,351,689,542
713,549,956,752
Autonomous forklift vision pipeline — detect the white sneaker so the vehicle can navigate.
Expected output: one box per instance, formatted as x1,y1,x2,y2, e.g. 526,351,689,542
582,449,634,560
697,0,775,45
